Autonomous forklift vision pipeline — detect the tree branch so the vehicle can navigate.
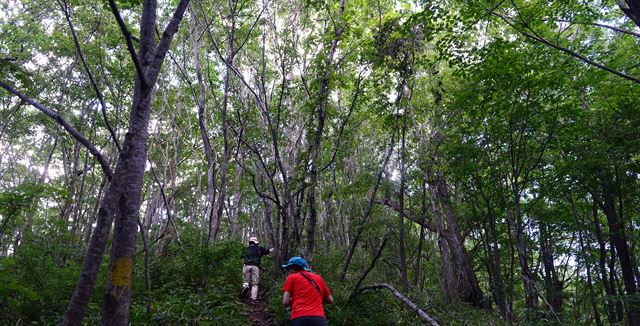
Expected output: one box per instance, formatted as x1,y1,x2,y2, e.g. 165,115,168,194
0,81,113,180
494,12,640,84
349,235,387,299
228,118,282,207
341,118,398,280
232,2,269,57
320,70,365,173
149,162,183,248
379,197,436,233
58,0,122,152
107,0,148,88
209,37,266,111
552,18,640,38
147,0,191,84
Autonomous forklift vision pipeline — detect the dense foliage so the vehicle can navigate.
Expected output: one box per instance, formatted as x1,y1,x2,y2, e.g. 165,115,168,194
2,0,640,324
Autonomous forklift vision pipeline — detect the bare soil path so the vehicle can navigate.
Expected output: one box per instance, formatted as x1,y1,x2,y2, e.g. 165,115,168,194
240,285,275,326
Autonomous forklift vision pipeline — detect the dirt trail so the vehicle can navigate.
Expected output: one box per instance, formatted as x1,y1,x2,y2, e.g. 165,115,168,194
241,286,275,326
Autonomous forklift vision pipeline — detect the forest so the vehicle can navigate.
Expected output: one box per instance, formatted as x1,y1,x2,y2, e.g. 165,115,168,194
1,0,640,324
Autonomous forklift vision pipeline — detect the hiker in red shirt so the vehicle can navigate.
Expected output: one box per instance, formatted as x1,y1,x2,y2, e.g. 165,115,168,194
281,257,333,326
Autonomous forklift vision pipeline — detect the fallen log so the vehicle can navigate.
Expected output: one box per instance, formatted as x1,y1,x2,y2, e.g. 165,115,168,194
352,283,440,326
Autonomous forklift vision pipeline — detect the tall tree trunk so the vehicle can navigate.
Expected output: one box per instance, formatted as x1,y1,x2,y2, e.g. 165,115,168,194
431,171,486,308
229,145,244,240
305,0,346,261
191,5,216,245
84,179,107,247
323,178,335,255
398,116,409,292
70,151,90,241
481,191,510,321
208,0,238,244
619,0,640,28
610,245,626,322
63,1,190,324
540,223,562,320
413,178,427,288
571,197,602,326
428,172,455,300
39,129,59,183
593,197,616,323
511,181,539,312
597,182,640,325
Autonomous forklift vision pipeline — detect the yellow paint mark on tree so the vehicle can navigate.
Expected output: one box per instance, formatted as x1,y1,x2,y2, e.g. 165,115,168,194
109,256,133,300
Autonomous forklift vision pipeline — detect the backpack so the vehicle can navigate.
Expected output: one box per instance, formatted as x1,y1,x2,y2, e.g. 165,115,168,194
243,245,262,266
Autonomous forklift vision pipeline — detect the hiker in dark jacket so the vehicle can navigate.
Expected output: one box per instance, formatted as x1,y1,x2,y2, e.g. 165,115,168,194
242,236,273,301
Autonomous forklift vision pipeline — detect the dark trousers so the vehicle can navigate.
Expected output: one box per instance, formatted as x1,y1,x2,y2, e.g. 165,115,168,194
289,316,328,326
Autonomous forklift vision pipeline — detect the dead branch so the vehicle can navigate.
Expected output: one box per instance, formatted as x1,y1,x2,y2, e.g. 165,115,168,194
352,283,440,326
349,235,387,298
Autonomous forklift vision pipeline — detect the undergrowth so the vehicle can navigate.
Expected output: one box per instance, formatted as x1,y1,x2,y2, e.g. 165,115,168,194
0,225,500,325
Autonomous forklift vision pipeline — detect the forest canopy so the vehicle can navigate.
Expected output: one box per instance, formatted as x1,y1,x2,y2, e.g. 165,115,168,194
1,0,640,324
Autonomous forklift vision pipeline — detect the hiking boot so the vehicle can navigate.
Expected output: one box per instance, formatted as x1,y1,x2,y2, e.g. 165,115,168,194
239,286,249,299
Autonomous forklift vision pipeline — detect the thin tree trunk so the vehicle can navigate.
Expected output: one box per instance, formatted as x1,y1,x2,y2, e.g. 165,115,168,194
412,178,427,288
39,129,60,183
341,127,396,280
190,4,217,246
398,116,409,292
305,0,346,262
610,245,625,322
208,0,237,245
483,193,509,320
571,197,602,326
70,150,90,241
350,235,388,298
137,219,152,314
592,197,616,323
84,178,107,247
229,145,244,240
540,223,563,320
512,181,539,312
597,183,640,325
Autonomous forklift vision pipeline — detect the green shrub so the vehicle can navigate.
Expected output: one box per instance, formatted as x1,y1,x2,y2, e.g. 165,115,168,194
128,234,249,325
0,228,89,324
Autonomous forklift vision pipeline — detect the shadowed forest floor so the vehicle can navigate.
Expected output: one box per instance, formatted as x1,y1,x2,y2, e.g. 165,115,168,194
241,282,276,326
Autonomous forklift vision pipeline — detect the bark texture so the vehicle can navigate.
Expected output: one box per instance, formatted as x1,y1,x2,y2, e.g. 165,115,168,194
63,1,190,324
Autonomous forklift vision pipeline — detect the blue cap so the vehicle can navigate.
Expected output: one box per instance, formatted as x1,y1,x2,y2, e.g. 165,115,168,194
281,256,311,271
